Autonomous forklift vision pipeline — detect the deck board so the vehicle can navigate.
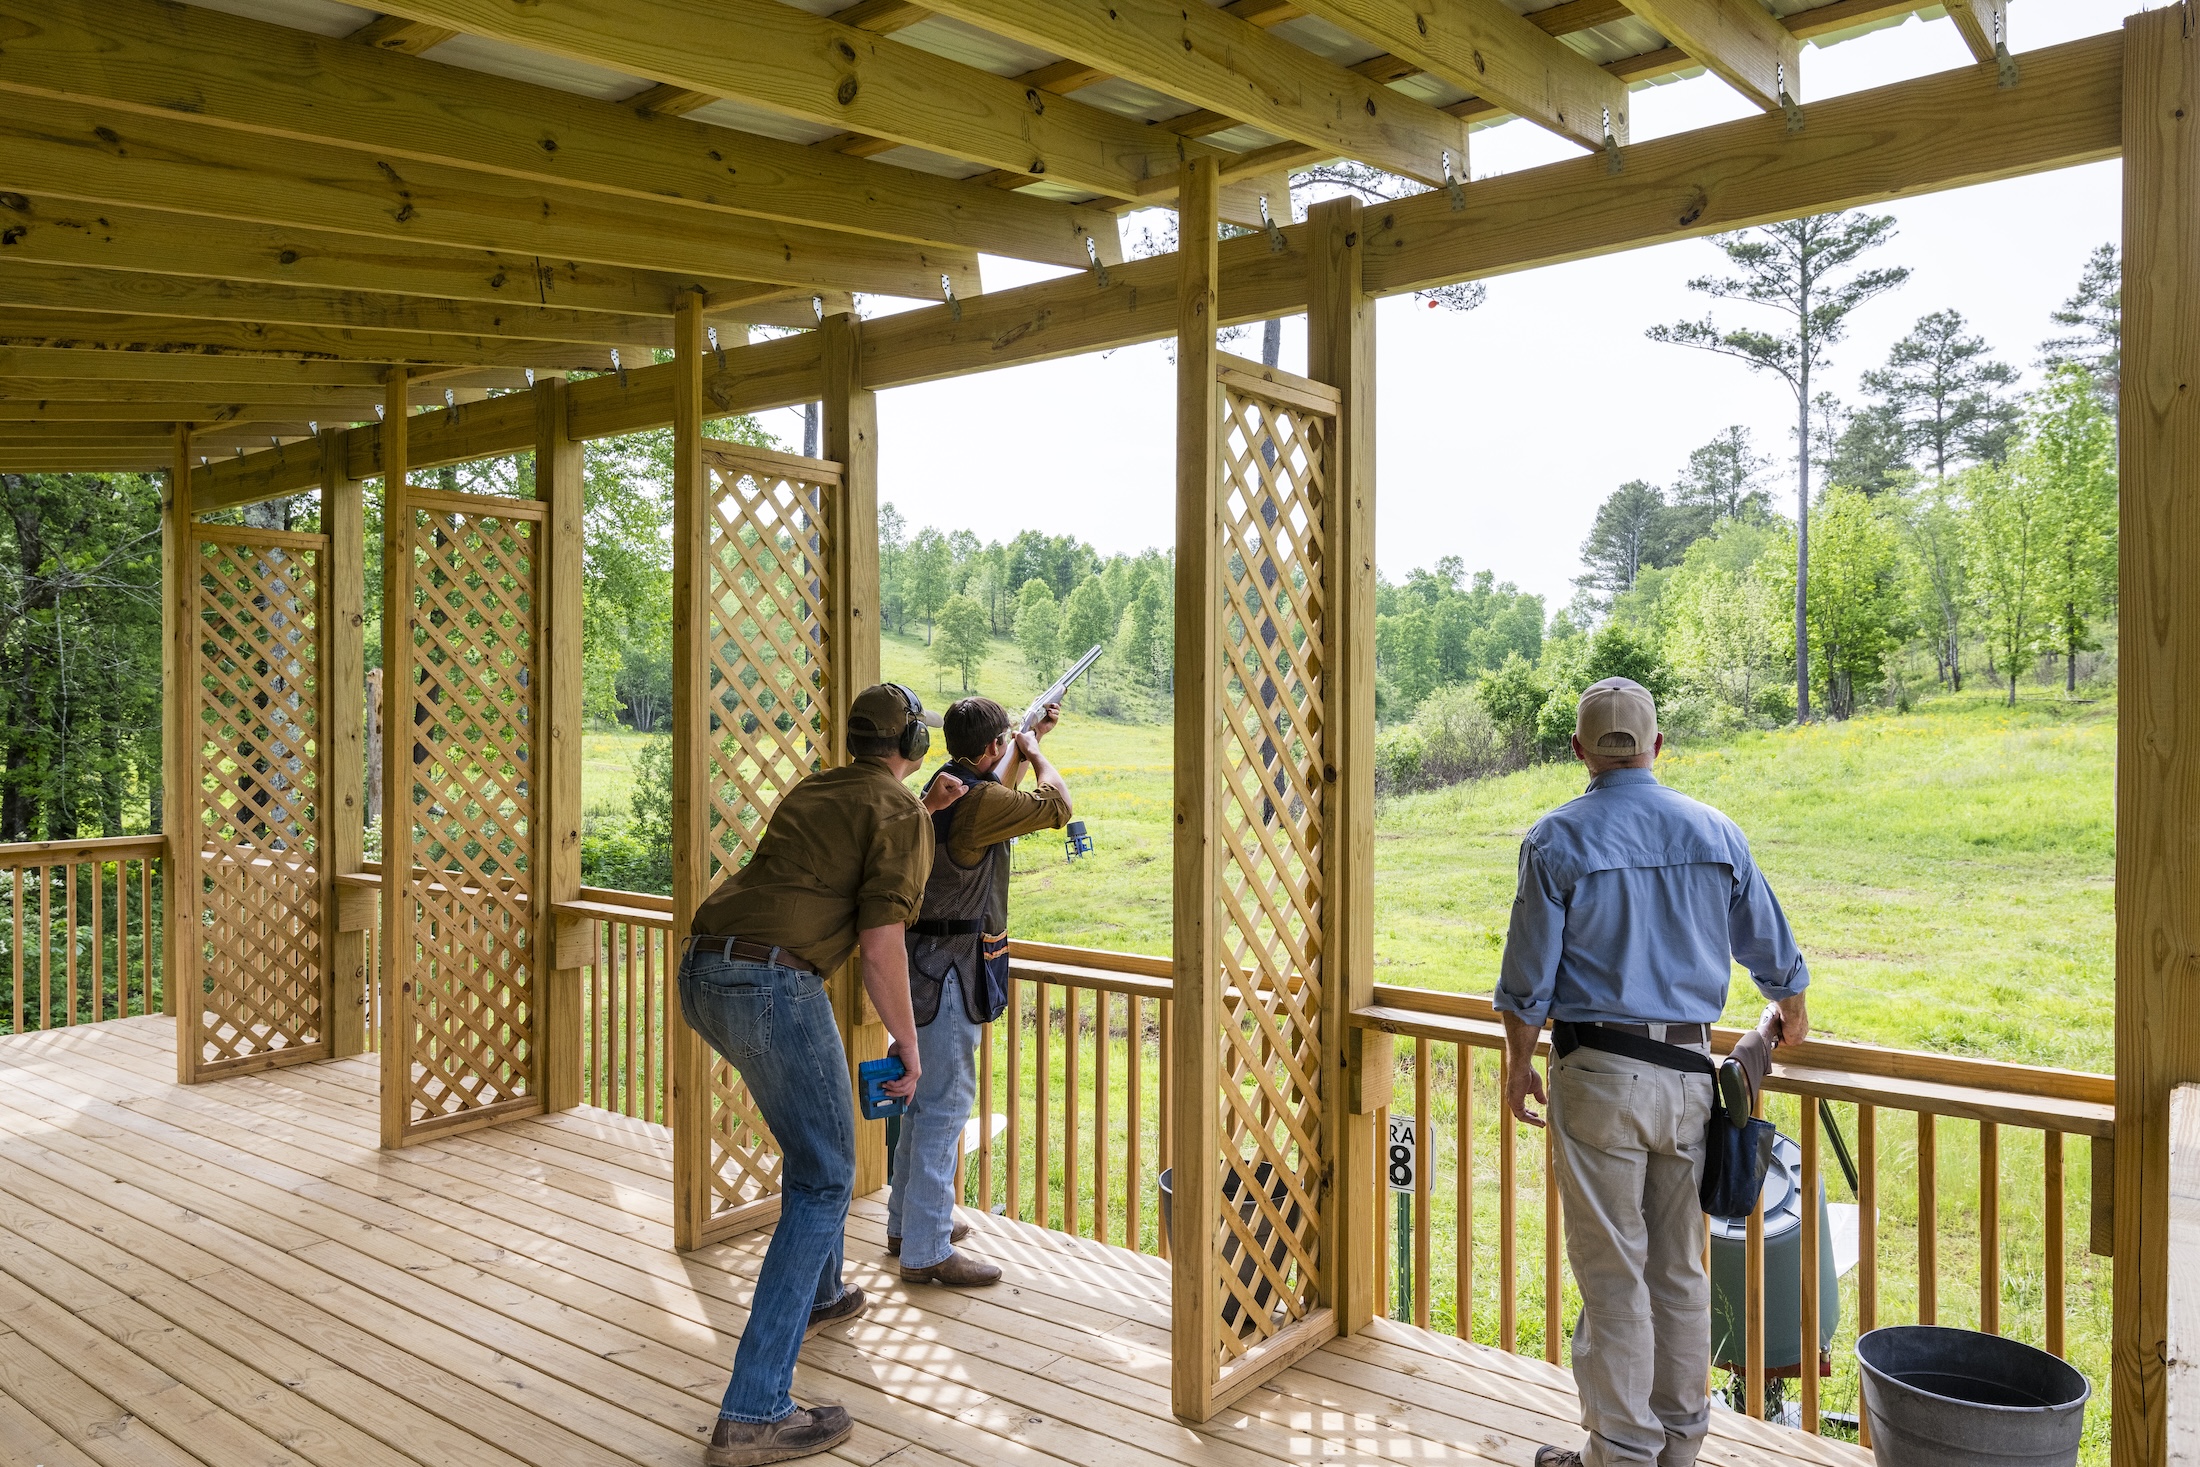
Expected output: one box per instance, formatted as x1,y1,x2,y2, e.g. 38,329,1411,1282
0,1018,1869,1467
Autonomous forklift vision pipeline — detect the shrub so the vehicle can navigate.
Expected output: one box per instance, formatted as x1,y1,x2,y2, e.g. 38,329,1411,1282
1376,684,1523,794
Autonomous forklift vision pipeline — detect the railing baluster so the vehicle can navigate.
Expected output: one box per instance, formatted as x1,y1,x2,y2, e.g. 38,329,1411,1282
1127,994,1143,1252
1544,1115,1561,1364
65,862,78,1026
91,859,105,1024
1065,986,1083,1237
626,916,641,1117
1034,980,1051,1229
1157,995,1172,1260
1859,1102,1878,1453
1375,1100,1392,1317
1006,977,1023,1224
1499,1048,1517,1353
1800,1095,1821,1434
38,866,51,1029
978,1014,995,1214
2045,1129,2065,1358
11,864,22,1033
1980,1120,2001,1334
141,857,155,1017
1095,989,1111,1247
1414,1035,1432,1330
648,927,662,1124
1746,1087,1765,1418
1919,1111,1938,1325
1456,1042,1473,1340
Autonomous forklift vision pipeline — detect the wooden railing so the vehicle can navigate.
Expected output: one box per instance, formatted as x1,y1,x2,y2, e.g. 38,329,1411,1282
0,835,167,1034
317,875,2119,1444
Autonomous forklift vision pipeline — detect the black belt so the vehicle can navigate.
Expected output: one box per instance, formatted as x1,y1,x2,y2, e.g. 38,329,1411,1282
910,918,984,937
683,934,817,974
1554,1019,1708,1051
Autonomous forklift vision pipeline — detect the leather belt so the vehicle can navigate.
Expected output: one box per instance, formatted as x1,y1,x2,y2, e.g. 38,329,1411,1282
683,934,817,975
1569,1020,1708,1046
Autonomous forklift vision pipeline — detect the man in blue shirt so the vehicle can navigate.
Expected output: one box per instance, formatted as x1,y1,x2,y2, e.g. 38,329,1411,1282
1498,677,1810,1467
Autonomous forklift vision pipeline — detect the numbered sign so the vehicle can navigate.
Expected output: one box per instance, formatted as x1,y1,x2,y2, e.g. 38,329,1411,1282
1387,1115,1418,1193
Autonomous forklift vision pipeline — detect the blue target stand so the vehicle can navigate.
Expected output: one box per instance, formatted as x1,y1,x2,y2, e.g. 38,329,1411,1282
1387,1114,1417,1320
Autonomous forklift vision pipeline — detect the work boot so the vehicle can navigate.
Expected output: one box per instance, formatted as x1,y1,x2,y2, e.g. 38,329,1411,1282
704,1405,852,1466
1532,1447,1584,1467
898,1247,1001,1287
804,1284,866,1337
885,1217,971,1256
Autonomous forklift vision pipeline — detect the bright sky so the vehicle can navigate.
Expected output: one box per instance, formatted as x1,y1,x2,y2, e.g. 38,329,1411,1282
750,0,2143,612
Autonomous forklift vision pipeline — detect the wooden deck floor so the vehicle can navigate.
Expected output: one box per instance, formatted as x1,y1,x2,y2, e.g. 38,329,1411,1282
0,1017,1867,1467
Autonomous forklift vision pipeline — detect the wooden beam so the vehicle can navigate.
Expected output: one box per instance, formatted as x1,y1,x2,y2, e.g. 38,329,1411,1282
1169,152,1222,1426
0,261,682,350
1621,0,1799,112
2117,12,2200,1466
0,312,627,371
5,101,980,303
915,0,1470,186
0,452,172,471
0,194,785,320
537,374,585,1113
1945,0,2010,68
0,379,384,411
0,0,1118,272
0,400,374,423
667,292,709,1251
376,368,413,1150
1307,192,1379,1341
0,348,392,387
1294,0,1629,149
323,431,368,1057
348,14,458,53
363,0,1217,200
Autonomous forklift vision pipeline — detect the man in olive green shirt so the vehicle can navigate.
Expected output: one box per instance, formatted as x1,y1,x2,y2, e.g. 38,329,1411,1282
887,695,1071,1286
680,683,966,1467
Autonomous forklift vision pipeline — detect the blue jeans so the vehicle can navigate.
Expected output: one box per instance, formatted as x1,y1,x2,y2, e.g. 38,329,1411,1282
678,950,853,1424
884,970,982,1269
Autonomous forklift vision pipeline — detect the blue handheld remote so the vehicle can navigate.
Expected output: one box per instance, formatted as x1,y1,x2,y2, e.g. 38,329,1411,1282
858,1056,908,1119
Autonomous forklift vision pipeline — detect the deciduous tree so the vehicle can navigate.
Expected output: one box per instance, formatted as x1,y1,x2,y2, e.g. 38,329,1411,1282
2027,365,2118,691
930,594,991,692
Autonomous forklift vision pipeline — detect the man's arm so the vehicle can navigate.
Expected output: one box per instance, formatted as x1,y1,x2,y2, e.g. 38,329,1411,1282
1728,850,1810,1045
857,923,922,1099
994,702,1059,790
1495,839,1563,1126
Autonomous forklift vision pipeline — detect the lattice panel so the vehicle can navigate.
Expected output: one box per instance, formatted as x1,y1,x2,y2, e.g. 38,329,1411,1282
193,532,326,1076
398,503,539,1132
701,446,836,1221
1211,380,1330,1361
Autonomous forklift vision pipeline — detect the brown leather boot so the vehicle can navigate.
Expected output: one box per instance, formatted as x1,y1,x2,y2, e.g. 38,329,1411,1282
898,1247,1001,1287
804,1285,866,1338
704,1405,852,1466
884,1217,971,1256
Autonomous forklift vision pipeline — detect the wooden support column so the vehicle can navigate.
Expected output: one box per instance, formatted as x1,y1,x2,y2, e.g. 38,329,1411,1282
376,369,413,1149
821,309,888,1199
670,293,712,1249
536,376,586,1110
1306,193,1380,1338
2116,10,2200,1464
1169,154,1223,1424
163,424,196,1056
322,430,368,1056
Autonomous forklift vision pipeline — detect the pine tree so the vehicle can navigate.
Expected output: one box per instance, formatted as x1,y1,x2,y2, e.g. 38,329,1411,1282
1862,310,2020,478
2041,242,2120,407
1576,481,1674,596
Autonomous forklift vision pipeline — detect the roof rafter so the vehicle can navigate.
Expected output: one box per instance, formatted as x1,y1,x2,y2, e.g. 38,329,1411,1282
4,99,980,302
0,312,626,371
1620,0,1800,111
364,0,1219,199
913,0,1470,185
0,348,394,388
0,0,1118,271
1291,0,1631,150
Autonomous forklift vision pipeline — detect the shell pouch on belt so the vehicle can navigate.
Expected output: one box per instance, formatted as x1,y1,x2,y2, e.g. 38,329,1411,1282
1553,1022,1775,1218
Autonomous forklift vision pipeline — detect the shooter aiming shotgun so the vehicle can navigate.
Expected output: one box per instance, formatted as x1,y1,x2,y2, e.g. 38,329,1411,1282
1018,644,1104,733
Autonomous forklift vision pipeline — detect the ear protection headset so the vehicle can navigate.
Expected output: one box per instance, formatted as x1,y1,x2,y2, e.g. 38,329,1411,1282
887,683,931,760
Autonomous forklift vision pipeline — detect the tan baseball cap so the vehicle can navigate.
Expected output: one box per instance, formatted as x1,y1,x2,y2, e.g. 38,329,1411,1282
1577,677,1658,756
846,683,941,743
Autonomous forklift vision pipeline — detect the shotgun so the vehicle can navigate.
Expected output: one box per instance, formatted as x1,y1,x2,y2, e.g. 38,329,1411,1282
1017,644,1104,733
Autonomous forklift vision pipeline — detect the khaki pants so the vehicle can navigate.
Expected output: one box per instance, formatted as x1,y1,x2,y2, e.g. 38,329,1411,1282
1548,1043,1715,1467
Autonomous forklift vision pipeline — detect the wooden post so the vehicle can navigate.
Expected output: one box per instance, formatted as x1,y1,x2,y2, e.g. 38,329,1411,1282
821,309,887,1198
1306,192,1381,1339
670,294,712,1249
377,369,413,1150
323,430,368,1057
536,377,586,1111
2116,11,2200,1463
164,425,197,1067
1169,153,1223,1425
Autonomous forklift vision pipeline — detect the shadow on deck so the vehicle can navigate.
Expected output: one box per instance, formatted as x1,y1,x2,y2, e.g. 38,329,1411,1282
0,1017,1867,1467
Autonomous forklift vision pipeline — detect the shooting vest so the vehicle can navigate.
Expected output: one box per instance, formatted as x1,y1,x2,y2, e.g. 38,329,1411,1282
906,759,1013,1027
